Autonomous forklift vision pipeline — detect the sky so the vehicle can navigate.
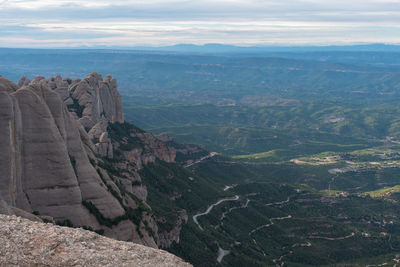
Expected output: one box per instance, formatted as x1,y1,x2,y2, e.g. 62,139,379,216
0,0,399,48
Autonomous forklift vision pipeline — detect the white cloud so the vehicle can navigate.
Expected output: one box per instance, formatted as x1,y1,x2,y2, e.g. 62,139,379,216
1,0,110,9
0,0,399,47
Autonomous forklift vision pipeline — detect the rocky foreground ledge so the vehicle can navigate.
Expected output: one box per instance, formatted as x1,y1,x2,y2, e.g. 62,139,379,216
0,214,191,267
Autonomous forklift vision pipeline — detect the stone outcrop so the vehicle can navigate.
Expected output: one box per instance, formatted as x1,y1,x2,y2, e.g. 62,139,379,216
0,214,191,267
60,72,124,129
0,76,18,92
48,72,124,159
17,76,30,88
0,75,156,247
158,210,188,248
120,131,177,169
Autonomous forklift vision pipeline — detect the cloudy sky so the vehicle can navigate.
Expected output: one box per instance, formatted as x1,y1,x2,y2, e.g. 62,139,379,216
0,0,399,47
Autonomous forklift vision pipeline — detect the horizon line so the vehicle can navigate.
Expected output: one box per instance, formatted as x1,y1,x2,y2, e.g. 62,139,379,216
1,42,400,50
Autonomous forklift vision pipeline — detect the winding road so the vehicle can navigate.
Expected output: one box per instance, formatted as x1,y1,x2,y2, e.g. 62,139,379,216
193,195,240,231
248,196,294,264
220,199,250,222
184,152,217,168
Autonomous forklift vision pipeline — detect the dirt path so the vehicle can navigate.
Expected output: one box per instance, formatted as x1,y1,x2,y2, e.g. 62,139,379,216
249,215,292,235
265,197,290,206
308,232,355,240
273,243,311,266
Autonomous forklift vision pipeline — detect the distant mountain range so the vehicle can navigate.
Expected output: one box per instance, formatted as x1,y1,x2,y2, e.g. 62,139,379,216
130,43,400,53
2,43,400,54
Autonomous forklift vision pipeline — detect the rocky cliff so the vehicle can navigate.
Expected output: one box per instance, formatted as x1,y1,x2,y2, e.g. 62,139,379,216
0,214,191,266
0,73,159,246
0,72,208,251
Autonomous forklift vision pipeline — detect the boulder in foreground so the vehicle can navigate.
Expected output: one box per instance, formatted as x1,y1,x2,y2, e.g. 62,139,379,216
0,214,191,267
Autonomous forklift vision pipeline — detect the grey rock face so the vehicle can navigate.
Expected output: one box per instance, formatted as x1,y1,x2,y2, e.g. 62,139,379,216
51,72,124,158
65,72,124,129
17,76,30,88
0,73,205,252
0,195,13,216
0,77,18,93
0,76,156,246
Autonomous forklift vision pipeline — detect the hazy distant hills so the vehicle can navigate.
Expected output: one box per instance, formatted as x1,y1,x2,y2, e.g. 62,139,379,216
1,46,400,102
2,46,400,157
6,43,398,53
129,43,400,53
